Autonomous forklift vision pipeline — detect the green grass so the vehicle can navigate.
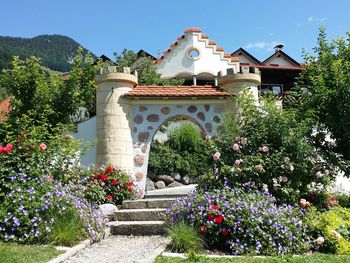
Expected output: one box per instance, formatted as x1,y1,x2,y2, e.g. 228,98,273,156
155,253,350,263
0,242,61,263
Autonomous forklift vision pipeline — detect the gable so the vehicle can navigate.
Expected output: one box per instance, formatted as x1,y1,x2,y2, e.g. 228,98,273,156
263,50,300,67
154,28,239,79
231,48,260,65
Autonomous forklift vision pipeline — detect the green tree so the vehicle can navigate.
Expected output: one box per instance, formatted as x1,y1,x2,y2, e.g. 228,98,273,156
298,27,350,161
114,49,183,85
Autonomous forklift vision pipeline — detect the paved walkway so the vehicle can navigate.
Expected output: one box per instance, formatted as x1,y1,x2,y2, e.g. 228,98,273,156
63,235,170,263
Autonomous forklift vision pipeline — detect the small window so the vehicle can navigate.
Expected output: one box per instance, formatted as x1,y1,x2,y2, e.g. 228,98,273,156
186,47,200,60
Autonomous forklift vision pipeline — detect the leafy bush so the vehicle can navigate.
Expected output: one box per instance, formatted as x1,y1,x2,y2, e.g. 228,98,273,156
307,206,350,254
207,93,340,204
336,194,350,208
167,223,204,253
148,122,211,179
166,186,310,255
82,164,136,205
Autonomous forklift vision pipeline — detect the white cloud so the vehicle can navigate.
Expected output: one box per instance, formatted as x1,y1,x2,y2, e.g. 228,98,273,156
244,41,282,52
308,16,327,23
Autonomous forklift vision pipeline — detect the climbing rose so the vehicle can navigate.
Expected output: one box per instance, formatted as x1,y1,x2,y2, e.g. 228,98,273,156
0,143,13,154
127,187,133,193
234,159,241,166
39,143,47,152
213,151,221,161
214,215,224,224
106,166,114,172
261,146,269,152
126,181,133,187
232,143,239,151
100,174,108,181
111,179,117,185
106,195,113,200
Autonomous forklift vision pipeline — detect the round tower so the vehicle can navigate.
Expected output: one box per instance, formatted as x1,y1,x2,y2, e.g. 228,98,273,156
95,67,138,173
218,66,261,104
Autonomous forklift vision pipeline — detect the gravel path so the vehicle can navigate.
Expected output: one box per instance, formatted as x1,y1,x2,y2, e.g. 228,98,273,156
63,235,170,263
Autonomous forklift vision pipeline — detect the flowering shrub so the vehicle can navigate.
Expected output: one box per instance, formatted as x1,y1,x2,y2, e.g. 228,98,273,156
166,186,311,255
306,206,350,254
0,167,104,244
204,94,339,204
82,165,136,205
301,192,338,210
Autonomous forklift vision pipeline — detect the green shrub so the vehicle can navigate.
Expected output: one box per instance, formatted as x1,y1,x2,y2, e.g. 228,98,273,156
166,186,311,255
307,206,350,254
167,223,204,253
337,194,350,208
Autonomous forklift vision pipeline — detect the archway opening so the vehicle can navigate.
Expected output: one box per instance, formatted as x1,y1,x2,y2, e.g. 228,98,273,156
146,115,211,190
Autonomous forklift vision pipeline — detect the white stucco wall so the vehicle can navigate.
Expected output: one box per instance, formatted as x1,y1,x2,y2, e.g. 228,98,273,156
74,117,97,166
264,55,295,67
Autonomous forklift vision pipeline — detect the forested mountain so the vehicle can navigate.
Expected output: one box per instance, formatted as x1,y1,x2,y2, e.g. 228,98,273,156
0,35,95,72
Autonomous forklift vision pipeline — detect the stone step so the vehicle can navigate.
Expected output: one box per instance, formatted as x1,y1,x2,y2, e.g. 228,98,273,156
114,208,166,221
108,221,167,235
144,184,197,200
122,198,176,209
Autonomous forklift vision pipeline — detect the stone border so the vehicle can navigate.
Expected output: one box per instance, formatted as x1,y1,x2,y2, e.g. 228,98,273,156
47,228,111,263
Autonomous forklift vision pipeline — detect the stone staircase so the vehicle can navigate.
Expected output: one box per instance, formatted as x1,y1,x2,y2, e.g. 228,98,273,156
107,184,196,236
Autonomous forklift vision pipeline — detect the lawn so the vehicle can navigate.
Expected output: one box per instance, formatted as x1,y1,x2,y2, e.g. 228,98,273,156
155,253,350,263
0,242,62,263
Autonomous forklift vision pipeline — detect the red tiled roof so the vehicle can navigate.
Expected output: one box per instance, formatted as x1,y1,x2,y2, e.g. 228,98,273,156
124,85,232,98
248,64,303,70
0,98,11,121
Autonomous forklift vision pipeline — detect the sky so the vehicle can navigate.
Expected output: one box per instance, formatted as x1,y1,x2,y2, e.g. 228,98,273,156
1,0,349,62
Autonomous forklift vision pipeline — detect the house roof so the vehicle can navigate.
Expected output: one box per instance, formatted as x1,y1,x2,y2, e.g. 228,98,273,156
137,49,156,60
0,98,11,121
231,48,261,64
262,50,300,66
123,85,232,98
248,64,303,70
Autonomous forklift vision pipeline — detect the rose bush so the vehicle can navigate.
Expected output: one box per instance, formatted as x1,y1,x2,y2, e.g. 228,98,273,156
166,186,311,255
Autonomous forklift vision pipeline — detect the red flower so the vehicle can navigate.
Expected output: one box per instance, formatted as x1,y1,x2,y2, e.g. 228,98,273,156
106,194,113,200
126,181,133,187
221,229,229,236
324,203,330,209
207,214,214,220
111,179,117,185
214,215,224,224
199,225,208,233
0,144,13,155
211,203,219,210
39,143,47,152
100,174,108,181
106,166,114,173
128,187,133,193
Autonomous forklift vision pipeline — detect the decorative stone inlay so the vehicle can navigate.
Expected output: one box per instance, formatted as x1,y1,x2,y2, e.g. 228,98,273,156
197,112,205,121
141,144,147,153
134,155,144,166
204,105,210,112
133,127,137,133
135,172,144,182
187,105,197,113
147,126,153,130
147,114,160,122
160,106,171,115
214,104,225,113
134,115,143,124
213,116,221,123
138,132,149,142
205,123,212,132
139,106,147,112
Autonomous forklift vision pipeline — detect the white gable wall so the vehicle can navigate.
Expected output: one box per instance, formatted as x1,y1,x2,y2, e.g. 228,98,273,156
264,55,296,67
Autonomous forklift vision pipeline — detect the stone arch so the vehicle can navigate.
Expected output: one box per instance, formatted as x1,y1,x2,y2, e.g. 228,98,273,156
130,103,225,193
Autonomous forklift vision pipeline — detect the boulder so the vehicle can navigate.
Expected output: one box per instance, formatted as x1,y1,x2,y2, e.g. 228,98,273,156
99,203,118,221
147,171,157,180
182,175,191,185
168,181,184,188
155,175,175,185
155,181,166,189
146,178,155,191
171,172,182,182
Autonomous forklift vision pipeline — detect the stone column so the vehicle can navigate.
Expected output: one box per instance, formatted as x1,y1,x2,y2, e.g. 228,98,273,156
95,71,138,173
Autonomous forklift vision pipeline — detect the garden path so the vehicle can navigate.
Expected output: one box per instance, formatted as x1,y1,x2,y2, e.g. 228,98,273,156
63,235,169,263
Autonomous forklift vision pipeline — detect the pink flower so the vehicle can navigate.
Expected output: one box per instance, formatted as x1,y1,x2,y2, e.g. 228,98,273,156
234,159,241,166
261,146,269,152
240,138,248,145
232,143,240,151
234,136,241,142
299,198,311,208
213,152,221,161
39,143,47,152
283,156,290,163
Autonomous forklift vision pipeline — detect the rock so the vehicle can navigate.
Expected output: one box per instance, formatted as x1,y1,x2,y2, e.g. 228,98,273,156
147,171,157,180
155,181,166,189
99,203,118,221
168,181,184,188
170,172,182,182
146,178,155,191
182,175,191,185
155,175,174,185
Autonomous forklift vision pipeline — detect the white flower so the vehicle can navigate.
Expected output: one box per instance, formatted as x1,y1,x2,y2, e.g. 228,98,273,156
315,236,324,245
315,171,323,178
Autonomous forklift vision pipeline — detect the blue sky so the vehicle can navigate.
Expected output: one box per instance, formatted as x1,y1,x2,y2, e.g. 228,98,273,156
1,0,349,62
